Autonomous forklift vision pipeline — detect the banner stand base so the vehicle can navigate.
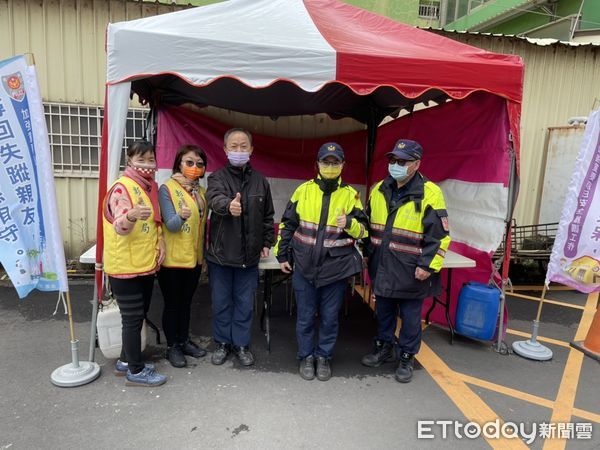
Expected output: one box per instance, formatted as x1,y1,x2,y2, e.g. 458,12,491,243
50,339,101,387
512,339,553,361
570,341,600,362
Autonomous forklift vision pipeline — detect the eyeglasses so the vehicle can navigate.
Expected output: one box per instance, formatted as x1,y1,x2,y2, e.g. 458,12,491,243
319,161,343,167
388,158,415,166
184,160,205,168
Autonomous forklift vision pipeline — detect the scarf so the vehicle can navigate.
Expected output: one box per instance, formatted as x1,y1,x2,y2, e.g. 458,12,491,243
123,166,161,225
172,172,207,219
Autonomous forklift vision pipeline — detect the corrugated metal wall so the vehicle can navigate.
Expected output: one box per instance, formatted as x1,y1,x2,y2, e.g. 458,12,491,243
433,31,600,226
0,0,186,105
3,1,600,256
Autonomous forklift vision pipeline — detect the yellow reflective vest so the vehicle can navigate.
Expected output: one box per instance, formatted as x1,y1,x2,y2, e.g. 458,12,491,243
275,176,369,287
161,178,207,268
366,173,451,299
103,176,159,276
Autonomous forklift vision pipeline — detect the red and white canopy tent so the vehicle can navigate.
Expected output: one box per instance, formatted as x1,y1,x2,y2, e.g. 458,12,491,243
97,0,524,327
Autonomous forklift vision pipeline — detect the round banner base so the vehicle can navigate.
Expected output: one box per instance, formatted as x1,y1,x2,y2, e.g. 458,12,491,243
512,339,553,361
51,361,101,387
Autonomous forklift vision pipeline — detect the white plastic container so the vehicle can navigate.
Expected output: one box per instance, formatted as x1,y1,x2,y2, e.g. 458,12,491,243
97,301,147,359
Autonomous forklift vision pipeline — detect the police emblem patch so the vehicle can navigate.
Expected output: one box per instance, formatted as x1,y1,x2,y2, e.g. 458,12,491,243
441,216,449,231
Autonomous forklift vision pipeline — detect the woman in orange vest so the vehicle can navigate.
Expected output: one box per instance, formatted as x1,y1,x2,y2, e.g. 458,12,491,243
158,145,209,368
103,140,167,387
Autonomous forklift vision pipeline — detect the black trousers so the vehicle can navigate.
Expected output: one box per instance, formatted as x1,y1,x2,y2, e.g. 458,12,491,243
108,275,154,373
157,265,201,347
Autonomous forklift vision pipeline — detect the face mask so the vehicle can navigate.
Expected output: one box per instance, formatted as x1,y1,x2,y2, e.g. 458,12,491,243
389,163,409,181
318,164,342,180
182,166,205,180
227,151,250,167
130,162,157,179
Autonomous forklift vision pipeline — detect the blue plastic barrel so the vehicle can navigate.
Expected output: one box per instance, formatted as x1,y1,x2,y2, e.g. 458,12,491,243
455,282,501,341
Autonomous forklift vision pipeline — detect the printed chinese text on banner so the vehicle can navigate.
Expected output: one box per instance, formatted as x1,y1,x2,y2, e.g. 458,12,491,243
546,109,600,293
0,55,68,298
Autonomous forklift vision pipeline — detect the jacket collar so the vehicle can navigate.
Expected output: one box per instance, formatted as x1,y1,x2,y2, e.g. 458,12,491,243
314,174,345,194
226,162,252,176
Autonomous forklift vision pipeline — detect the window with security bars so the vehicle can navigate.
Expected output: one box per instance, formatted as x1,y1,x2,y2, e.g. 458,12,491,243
418,1,440,19
44,103,149,175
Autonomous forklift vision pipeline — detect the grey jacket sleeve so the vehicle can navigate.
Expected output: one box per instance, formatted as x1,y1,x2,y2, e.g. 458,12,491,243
159,184,184,233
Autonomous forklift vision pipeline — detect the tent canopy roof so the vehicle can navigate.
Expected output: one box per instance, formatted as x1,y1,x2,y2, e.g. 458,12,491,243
107,0,524,123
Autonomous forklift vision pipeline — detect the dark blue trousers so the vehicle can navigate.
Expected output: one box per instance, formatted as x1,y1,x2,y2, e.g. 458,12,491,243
375,296,424,355
293,271,347,360
208,262,259,348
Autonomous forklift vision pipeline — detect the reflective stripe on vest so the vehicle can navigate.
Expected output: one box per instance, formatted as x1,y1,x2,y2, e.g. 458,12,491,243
103,176,158,276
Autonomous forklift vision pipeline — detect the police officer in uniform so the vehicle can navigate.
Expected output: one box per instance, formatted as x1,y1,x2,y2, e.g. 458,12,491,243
276,143,368,381
361,139,450,383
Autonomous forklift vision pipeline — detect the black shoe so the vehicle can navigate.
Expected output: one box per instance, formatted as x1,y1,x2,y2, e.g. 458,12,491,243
179,339,207,358
166,345,187,368
211,342,230,365
395,352,415,383
361,339,395,367
299,355,315,381
316,356,331,381
234,346,255,366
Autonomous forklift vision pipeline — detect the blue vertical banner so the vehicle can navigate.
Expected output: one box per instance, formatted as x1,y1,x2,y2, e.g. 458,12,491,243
0,55,68,298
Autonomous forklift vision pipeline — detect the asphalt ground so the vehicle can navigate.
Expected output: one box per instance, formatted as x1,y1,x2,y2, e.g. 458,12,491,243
0,277,598,449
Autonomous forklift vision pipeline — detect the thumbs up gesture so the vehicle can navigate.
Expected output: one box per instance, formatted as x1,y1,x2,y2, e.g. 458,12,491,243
179,200,192,220
336,208,347,230
128,198,152,221
229,192,242,217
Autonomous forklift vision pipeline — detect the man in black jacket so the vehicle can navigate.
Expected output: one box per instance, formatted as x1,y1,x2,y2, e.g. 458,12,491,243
205,128,275,367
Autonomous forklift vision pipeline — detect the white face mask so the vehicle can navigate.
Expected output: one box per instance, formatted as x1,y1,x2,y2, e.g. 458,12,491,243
389,163,409,181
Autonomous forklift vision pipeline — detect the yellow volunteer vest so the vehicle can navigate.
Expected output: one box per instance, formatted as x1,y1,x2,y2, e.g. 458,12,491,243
162,178,206,268
368,179,449,272
103,176,159,276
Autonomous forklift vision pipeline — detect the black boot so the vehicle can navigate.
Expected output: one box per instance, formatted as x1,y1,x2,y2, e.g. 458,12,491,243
234,346,255,366
299,355,315,380
316,356,331,381
166,345,187,368
394,352,414,383
179,339,207,358
211,342,230,365
361,339,395,367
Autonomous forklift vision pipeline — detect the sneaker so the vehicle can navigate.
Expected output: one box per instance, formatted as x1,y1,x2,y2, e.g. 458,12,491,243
234,346,255,367
125,366,167,387
299,355,315,381
211,342,230,365
179,339,207,358
361,339,395,367
394,352,415,383
114,360,155,377
166,345,187,368
316,356,331,381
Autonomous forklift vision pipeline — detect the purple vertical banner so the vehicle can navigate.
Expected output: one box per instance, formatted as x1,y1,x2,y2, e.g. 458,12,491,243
546,109,600,293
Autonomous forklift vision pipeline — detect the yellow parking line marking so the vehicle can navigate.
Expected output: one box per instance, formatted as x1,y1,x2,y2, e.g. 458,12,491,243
505,292,585,310
543,292,598,450
456,372,555,409
506,329,571,349
572,408,600,424
417,342,528,449
510,286,575,292
457,373,600,425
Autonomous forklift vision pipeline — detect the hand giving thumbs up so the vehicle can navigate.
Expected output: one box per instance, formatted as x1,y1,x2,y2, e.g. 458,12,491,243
229,192,242,217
